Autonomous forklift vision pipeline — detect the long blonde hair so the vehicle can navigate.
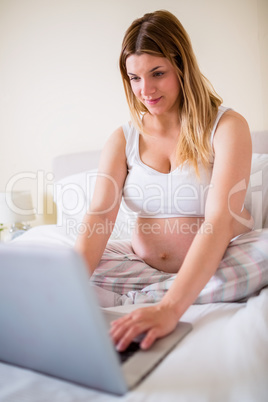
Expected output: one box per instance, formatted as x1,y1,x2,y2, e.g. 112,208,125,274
119,10,222,174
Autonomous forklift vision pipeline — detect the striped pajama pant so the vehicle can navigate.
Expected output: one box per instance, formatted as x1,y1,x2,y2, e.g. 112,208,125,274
90,229,268,306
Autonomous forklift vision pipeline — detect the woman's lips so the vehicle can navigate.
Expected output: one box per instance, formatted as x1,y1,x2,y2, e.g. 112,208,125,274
144,96,162,105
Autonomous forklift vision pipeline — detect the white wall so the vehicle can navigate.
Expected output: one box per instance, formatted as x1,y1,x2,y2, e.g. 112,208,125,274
0,0,267,225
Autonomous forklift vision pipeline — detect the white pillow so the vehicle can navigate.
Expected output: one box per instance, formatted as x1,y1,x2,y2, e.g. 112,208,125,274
54,169,136,240
244,154,268,229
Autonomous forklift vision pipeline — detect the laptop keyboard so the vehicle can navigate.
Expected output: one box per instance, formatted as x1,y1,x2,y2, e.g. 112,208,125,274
117,341,141,363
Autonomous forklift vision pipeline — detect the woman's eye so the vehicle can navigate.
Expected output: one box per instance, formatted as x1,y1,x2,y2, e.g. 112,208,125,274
153,72,164,77
129,76,140,81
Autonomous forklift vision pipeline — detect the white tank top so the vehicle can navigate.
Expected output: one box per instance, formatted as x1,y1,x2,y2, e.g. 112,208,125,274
122,106,231,218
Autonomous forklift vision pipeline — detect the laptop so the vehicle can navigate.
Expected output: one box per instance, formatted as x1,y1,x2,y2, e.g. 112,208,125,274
0,244,192,395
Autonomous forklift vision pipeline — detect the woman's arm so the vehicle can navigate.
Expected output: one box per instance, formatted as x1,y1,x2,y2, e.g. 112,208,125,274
110,111,253,350
75,127,127,275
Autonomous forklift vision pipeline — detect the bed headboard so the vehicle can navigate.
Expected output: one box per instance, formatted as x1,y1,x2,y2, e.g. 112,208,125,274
53,131,268,181
53,150,102,181
250,131,268,154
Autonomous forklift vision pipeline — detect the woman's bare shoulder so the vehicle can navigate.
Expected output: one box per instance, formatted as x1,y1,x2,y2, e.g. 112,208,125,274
218,109,250,132
107,125,126,144
214,109,251,148
102,126,126,153
98,126,127,171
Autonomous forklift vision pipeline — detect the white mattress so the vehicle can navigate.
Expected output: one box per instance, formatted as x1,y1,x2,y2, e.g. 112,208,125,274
1,225,267,401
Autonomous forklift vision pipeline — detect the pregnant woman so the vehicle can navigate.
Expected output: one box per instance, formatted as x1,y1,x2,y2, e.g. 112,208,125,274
76,10,255,351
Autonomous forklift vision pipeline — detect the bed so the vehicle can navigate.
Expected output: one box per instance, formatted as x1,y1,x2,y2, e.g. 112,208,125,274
0,130,268,401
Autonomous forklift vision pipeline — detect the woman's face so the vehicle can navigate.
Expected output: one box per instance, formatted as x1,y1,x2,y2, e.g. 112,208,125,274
126,53,181,116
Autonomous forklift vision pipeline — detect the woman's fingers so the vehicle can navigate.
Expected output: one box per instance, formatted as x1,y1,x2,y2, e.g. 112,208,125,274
140,328,158,350
109,304,179,351
109,307,160,350
110,315,132,341
110,314,149,351
115,326,144,351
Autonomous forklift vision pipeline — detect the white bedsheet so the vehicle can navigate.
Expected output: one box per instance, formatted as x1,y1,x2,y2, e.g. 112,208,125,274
1,225,267,402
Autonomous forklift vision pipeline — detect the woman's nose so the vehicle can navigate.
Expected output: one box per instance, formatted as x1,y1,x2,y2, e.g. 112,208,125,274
141,79,156,97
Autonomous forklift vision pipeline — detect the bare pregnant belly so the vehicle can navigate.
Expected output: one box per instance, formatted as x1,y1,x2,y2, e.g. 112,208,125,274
131,217,206,273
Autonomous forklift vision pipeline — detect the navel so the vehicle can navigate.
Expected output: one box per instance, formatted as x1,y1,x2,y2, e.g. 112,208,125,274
159,252,168,260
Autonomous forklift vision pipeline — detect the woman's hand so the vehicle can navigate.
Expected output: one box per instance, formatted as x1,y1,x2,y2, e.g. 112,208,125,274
109,302,180,351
